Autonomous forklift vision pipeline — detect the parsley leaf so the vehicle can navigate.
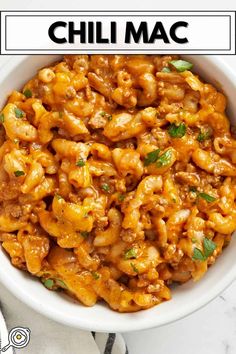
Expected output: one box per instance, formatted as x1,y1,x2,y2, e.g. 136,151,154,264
197,130,211,142
189,188,217,203
91,272,100,280
203,237,217,258
144,149,160,166
42,278,54,290
161,67,171,73
23,89,32,98
192,248,206,261
14,107,24,118
80,231,90,238
156,149,172,167
118,194,126,202
101,183,110,192
124,248,137,260
100,111,112,121
168,122,186,138
130,263,139,273
170,60,193,72
42,278,67,290
198,192,217,203
76,159,85,167
0,113,4,123
14,170,25,177
193,237,217,261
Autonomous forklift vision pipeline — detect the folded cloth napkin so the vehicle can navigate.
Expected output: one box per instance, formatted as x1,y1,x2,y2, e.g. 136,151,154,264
0,285,128,354
0,308,14,354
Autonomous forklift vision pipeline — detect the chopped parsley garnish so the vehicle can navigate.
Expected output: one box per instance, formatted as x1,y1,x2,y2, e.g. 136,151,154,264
168,122,186,138
144,149,160,166
192,248,206,261
197,130,211,142
101,183,110,192
189,188,217,202
198,192,217,203
156,149,172,167
170,60,193,72
118,194,126,202
23,89,32,98
91,272,100,280
130,263,139,273
42,278,67,290
124,248,137,260
80,231,90,238
203,237,217,258
0,113,4,123
192,237,217,261
161,67,171,73
14,107,24,118
42,278,54,290
14,170,25,177
76,159,85,167
100,111,112,120
189,186,197,193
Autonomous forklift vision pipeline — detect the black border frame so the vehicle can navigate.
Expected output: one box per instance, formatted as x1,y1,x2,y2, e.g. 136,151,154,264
0,10,235,55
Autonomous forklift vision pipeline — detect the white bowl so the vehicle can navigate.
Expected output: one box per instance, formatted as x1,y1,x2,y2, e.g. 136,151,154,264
0,55,236,332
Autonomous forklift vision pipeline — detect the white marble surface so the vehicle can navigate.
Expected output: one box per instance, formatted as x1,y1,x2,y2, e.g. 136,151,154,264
124,280,236,354
1,1,236,353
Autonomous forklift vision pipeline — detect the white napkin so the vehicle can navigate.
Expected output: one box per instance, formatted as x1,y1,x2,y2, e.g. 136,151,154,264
0,308,13,354
0,284,127,354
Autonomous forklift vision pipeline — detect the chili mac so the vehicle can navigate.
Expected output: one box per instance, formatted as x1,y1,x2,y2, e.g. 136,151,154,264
0,55,236,312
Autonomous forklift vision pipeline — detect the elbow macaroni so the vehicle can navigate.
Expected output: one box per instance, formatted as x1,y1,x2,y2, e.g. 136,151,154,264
0,54,236,312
